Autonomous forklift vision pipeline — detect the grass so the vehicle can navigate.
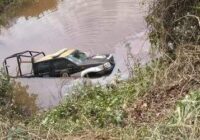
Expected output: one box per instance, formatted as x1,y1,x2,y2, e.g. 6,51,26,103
1,46,200,139
0,0,199,139
39,62,154,132
141,90,200,140
34,45,200,138
0,58,159,139
1,89,200,139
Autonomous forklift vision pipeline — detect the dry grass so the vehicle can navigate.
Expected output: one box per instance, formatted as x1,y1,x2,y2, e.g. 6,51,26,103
146,0,200,52
0,0,200,139
128,45,200,123
1,46,200,139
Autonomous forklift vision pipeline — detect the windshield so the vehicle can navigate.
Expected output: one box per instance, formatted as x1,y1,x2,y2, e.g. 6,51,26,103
67,50,87,64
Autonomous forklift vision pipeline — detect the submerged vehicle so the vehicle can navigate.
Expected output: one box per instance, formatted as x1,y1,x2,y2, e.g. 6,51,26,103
3,49,115,78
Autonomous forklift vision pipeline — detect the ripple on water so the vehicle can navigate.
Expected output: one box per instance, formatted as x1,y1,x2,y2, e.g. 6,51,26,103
0,0,150,109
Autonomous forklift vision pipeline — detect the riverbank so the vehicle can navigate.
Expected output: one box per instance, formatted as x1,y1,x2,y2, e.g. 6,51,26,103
0,0,200,139
1,45,200,139
0,0,35,25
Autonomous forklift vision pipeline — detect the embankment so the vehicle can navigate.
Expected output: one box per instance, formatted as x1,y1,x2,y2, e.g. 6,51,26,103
0,0,199,139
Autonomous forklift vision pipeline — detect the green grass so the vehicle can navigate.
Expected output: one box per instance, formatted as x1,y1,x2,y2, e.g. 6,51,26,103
141,90,200,140
38,62,155,132
0,0,200,139
1,53,200,139
0,60,161,139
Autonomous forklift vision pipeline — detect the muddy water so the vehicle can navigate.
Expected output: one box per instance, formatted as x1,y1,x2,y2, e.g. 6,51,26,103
0,0,150,109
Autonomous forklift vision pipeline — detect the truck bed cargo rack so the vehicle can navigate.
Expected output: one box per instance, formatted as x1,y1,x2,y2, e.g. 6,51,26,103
3,50,45,78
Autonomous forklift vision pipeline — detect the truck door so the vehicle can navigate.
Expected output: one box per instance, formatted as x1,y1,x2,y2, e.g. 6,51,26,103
36,61,51,77
52,59,68,76
67,61,80,74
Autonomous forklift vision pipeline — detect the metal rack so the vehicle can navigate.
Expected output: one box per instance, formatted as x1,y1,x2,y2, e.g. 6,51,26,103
3,51,45,78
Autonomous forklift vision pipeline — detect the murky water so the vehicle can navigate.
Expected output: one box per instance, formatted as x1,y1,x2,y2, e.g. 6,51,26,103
0,0,150,109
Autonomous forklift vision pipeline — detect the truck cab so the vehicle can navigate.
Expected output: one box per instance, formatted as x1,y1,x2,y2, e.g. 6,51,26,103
33,49,115,77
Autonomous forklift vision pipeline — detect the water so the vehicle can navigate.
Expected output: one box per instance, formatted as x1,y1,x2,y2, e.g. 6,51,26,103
0,0,150,109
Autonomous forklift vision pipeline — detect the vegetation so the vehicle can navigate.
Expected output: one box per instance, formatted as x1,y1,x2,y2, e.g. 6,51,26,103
39,62,153,132
0,0,199,139
0,0,35,25
146,0,199,52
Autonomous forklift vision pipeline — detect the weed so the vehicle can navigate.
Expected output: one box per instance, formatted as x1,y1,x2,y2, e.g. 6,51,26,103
0,0,200,139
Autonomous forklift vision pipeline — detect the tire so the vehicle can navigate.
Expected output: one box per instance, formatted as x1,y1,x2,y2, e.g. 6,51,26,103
62,72,70,77
84,73,90,78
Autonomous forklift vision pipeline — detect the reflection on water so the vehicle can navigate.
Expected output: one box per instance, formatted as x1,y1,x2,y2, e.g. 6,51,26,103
15,0,58,19
0,0,58,28
11,81,39,116
0,0,148,57
0,0,150,108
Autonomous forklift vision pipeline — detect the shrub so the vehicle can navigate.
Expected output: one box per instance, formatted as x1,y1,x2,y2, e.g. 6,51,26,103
146,0,200,52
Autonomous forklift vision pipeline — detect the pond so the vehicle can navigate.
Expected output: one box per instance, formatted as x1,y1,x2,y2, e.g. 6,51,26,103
0,0,150,109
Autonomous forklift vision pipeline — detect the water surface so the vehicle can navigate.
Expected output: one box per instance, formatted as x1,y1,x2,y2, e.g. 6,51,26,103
0,0,150,108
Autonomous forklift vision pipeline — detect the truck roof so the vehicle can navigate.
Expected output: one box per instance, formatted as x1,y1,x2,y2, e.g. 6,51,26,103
35,48,76,63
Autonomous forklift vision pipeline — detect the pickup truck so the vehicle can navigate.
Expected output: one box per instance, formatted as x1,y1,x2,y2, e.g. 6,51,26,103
3,49,115,78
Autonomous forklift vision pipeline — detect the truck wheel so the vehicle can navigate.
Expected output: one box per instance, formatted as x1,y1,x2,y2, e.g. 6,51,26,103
62,72,69,77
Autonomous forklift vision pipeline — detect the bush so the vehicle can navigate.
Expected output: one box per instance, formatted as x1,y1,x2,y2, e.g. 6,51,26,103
146,0,200,52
